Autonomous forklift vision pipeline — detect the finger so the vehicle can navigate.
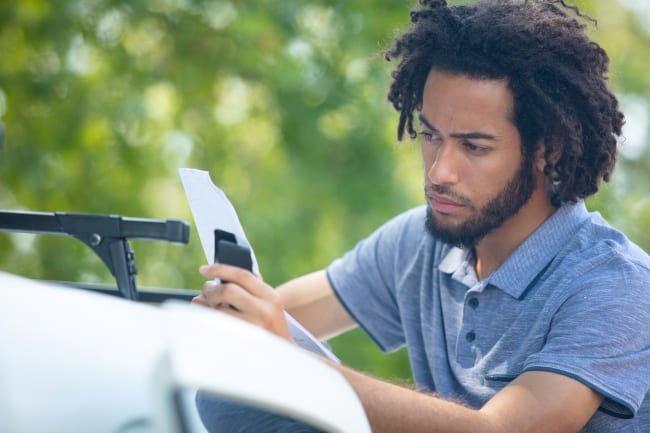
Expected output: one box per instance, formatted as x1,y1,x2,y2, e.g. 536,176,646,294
216,282,256,311
202,280,287,333
191,294,208,307
199,264,270,299
201,280,260,312
197,265,290,339
199,279,224,308
216,286,289,338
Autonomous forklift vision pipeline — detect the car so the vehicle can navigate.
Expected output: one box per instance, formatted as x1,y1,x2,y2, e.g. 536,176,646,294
0,271,371,433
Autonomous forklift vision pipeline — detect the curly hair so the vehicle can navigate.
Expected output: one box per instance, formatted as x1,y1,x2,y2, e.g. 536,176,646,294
386,0,624,206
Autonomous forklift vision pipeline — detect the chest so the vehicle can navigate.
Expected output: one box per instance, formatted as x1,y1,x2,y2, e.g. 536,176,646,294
434,279,550,369
399,270,558,405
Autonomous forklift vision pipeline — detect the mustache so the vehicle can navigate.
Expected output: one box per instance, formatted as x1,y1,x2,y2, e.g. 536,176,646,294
424,184,473,207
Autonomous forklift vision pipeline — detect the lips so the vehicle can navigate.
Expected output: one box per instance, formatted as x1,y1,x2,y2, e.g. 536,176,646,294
427,193,465,214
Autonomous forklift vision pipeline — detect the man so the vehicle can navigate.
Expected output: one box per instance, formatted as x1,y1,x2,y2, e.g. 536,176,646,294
193,1,650,431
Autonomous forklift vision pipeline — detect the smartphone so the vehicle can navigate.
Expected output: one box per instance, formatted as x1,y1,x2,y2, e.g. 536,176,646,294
214,229,253,272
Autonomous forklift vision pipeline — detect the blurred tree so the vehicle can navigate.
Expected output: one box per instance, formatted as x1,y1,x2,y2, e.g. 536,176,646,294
0,0,648,382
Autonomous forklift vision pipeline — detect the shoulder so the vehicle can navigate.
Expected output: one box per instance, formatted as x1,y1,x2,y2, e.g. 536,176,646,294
543,211,650,318
562,212,650,284
527,207,650,324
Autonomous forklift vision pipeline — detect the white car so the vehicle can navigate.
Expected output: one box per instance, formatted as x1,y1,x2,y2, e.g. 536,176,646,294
0,271,371,433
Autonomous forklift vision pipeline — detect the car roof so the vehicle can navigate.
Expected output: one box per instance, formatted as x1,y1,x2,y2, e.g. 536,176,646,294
0,272,370,433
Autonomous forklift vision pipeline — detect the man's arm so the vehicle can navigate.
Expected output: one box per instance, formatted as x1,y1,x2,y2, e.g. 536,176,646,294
337,364,602,433
193,263,604,433
276,270,357,340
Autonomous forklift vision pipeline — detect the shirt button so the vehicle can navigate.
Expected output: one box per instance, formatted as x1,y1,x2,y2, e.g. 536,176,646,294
468,298,479,309
465,331,476,342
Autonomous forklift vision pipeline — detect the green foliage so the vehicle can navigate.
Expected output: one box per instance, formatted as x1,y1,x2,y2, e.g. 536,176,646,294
1,0,649,382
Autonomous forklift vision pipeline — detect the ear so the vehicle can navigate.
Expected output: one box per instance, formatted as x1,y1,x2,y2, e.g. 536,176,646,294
534,140,547,174
534,138,562,174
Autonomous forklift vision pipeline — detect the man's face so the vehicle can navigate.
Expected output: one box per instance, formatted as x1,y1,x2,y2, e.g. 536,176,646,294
420,70,536,248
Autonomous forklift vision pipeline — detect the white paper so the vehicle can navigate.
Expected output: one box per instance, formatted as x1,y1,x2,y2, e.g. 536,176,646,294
178,168,259,275
178,168,340,363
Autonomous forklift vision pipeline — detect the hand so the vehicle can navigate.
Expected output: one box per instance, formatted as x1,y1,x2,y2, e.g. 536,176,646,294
191,264,291,341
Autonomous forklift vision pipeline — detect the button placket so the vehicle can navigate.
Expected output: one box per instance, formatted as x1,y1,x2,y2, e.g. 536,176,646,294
463,293,479,345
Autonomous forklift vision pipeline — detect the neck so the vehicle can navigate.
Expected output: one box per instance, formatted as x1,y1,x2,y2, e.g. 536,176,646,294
473,188,557,281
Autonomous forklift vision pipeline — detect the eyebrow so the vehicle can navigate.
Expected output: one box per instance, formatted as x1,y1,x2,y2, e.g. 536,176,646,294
418,114,497,141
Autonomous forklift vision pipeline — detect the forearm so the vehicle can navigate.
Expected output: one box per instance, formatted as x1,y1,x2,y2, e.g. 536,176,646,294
335,363,496,433
331,362,601,433
277,270,357,340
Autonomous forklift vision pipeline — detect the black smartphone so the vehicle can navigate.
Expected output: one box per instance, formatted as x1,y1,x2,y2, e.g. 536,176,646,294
214,229,253,272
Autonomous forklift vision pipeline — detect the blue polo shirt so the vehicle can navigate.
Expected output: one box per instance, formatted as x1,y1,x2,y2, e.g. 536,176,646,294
326,202,650,432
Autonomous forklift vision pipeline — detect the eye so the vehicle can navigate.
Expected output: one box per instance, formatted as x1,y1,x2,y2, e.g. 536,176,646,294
419,131,442,146
463,141,487,154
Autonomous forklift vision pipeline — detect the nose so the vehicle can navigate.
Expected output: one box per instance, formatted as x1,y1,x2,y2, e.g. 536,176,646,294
425,142,459,186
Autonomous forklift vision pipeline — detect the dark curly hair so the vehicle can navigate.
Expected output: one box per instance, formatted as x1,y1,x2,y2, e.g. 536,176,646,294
386,0,624,206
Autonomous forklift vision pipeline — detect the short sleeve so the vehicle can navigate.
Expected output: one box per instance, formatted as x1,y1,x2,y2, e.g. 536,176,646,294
326,207,427,352
523,257,650,418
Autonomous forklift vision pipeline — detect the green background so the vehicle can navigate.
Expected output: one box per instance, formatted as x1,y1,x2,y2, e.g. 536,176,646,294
1,0,649,382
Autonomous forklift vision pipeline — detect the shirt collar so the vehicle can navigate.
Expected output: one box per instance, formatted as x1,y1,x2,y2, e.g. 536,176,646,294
438,201,591,299
438,247,478,287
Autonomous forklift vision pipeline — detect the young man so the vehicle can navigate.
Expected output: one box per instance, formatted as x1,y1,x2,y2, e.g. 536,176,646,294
193,1,650,431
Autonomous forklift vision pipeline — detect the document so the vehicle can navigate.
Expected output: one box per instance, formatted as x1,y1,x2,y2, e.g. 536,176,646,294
179,168,340,363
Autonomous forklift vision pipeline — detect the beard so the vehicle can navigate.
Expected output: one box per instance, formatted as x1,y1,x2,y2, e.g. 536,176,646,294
425,153,536,248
